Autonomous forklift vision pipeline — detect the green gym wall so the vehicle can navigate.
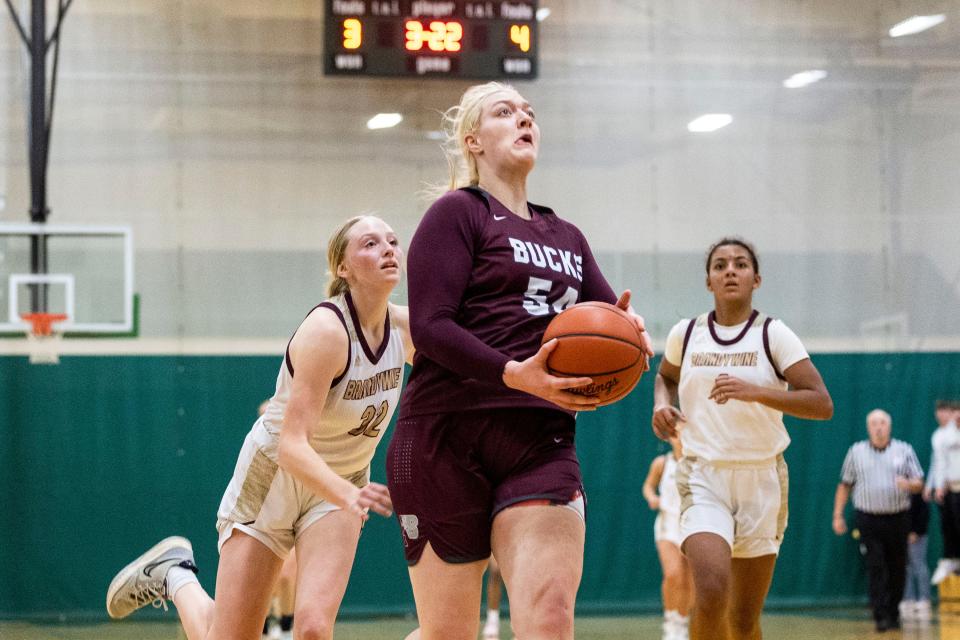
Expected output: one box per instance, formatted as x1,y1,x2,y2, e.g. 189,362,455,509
1,352,958,620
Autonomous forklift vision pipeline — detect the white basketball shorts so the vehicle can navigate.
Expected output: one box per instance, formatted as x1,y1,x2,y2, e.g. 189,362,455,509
215,429,367,558
654,510,682,546
675,454,788,558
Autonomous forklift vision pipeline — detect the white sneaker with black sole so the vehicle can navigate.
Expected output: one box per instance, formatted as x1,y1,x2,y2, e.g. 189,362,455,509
106,536,198,619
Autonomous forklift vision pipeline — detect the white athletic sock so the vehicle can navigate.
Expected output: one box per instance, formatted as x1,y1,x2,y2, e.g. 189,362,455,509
485,609,499,626
165,566,200,600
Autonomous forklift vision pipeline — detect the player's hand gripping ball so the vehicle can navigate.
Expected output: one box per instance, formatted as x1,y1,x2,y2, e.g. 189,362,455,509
541,301,648,406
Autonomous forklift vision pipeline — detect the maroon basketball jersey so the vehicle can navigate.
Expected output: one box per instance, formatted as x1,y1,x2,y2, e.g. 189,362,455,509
400,188,617,418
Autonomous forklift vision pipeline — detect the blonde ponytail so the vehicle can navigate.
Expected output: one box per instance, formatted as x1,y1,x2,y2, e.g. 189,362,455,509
325,215,366,297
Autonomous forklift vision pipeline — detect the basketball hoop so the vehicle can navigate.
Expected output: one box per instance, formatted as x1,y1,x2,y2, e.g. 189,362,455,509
21,312,68,364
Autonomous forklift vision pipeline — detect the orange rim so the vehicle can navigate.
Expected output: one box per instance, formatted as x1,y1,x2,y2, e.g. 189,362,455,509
20,313,69,337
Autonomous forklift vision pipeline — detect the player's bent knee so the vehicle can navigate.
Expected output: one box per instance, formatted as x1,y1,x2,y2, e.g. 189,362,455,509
419,620,479,640
728,613,760,638
663,564,686,584
542,603,576,633
516,585,575,637
525,608,574,640
536,575,577,608
693,578,730,616
293,614,334,640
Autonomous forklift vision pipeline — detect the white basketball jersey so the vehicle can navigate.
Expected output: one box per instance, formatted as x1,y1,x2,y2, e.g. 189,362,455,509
658,454,681,516
255,292,405,476
676,311,805,462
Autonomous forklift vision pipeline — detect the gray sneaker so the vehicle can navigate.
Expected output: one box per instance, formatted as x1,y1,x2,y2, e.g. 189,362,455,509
106,536,198,619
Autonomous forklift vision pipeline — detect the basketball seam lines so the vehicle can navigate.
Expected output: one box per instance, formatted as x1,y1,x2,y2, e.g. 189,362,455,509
546,333,643,348
546,333,644,376
549,362,642,377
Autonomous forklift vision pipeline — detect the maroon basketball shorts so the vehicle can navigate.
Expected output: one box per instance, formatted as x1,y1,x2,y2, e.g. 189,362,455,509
387,407,584,565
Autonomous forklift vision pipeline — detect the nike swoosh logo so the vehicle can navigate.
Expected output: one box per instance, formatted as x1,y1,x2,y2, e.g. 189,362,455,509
493,214,507,221
553,437,563,443
143,560,164,577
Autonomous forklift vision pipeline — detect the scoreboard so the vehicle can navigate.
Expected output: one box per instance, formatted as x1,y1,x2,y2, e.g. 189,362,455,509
324,1,538,79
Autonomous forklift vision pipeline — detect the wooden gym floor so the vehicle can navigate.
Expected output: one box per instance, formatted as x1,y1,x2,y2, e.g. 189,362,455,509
0,611,954,639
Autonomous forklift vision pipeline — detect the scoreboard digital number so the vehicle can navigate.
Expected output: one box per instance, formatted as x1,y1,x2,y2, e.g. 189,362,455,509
324,1,538,79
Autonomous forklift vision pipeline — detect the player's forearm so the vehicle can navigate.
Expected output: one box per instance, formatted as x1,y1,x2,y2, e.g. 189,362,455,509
411,314,512,383
277,432,354,508
653,373,678,410
753,387,833,420
641,482,657,503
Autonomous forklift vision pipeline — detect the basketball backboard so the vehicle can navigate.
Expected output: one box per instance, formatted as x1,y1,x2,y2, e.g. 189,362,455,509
0,224,135,336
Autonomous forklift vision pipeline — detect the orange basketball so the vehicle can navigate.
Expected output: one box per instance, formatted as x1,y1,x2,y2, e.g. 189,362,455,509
541,301,647,406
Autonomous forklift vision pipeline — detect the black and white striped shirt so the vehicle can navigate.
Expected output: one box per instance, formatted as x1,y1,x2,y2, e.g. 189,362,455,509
840,439,924,514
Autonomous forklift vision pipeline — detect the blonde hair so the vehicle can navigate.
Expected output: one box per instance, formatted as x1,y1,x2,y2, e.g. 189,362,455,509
326,215,367,298
436,81,518,194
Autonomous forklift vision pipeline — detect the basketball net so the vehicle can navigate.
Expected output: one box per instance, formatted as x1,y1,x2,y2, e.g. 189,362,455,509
21,312,68,365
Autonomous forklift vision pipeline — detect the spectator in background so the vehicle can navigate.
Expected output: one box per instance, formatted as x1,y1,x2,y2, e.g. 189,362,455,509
929,399,960,584
900,491,931,622
833,409,924,633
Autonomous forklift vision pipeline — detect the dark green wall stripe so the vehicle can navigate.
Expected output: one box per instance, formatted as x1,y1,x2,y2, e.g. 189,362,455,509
2,353,958,619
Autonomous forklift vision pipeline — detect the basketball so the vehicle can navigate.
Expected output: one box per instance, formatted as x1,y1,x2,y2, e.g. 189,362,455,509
541,301,648,406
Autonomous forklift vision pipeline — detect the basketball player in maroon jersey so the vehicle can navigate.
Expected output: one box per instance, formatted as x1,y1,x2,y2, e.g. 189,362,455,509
387,82,653,640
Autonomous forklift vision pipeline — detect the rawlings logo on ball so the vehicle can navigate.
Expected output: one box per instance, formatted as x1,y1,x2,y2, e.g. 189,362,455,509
542,301,647,407
569,377,620,398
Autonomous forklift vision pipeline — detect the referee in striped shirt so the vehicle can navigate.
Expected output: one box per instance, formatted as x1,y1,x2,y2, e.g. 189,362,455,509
833,409,924,632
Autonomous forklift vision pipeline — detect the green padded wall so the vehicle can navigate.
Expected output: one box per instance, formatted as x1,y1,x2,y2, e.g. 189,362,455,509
1,353,959,619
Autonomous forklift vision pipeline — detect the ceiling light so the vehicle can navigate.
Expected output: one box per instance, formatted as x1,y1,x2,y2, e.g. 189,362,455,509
367,113,403,130
536,8,551,21
783,69,828,89
687,114,733,133
888,14,946,38
424,130,444,141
